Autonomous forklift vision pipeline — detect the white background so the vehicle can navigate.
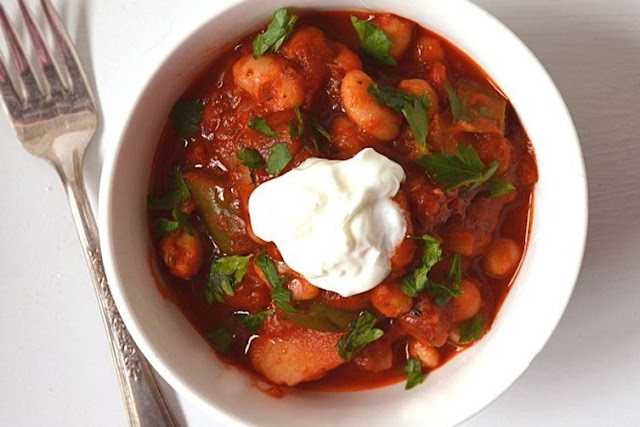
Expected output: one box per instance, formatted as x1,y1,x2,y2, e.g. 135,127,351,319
1,0,638,425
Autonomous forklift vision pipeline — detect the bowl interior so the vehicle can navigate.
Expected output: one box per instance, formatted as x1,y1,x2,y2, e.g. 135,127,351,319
99,0,587,425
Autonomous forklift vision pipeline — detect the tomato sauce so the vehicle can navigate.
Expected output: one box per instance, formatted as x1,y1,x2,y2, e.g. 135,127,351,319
147,10,537,393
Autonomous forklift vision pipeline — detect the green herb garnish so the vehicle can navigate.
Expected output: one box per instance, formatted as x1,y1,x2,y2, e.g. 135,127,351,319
237,148,265,170
444,83,467,123
205,255,252,304
248,117,279,137
266,143,292,176
171,206,194,235
336,311,384,361
206,328,233,354
170,100,203,138
289,106,304,142
148,167,191,211
483,176,516,197
369,83,430,149
404,358,426,390
418,145,501,192
350,16,396,65
401,235,442,297
236,148,265,183
458,314,486,344
149,167,194,237
152,218,179,236
235,310,271,332
253,8,298,59
255,252,296,312
152,209,194,237
310,117,332,144
427,253,463,307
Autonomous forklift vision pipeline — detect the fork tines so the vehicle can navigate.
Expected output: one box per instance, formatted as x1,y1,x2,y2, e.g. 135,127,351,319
0,0,93,112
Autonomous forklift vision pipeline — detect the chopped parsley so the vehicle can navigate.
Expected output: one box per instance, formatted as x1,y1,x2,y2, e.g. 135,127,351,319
253,8,298,59
444,83,468,123
171,206,194,235
235,310,271,332
427,253,463,307
205,328,233,354
236,147,265,170
248,117,279,137
205,255,252,304
483,176,516,197
152,218,179,237
289,106,304,142
309,117,333,144
350,16,396,65
418,145,500,192
255,252,296,312
236,148,265,182
266,143,292,176
369,83,430,149
401,235,442,297
404,358,426,390
149,167,193,236
458,315,486,344
336,311,384,361
148,167,191,211
170,100,203,138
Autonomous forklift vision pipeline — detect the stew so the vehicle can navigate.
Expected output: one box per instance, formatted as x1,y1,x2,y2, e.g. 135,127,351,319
147,9,538,393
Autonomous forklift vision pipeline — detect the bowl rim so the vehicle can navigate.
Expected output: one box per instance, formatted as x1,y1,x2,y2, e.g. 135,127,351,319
98,0,588,425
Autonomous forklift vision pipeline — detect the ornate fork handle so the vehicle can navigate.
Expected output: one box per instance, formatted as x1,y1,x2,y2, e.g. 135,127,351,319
56,147,177,427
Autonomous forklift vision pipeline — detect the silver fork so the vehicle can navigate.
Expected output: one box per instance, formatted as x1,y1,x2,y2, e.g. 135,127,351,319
0,2,177,426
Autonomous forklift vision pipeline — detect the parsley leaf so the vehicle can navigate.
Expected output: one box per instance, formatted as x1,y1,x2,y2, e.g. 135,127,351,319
458,315,486,344
170,100,203,138
336,311,384,361
253,8,298,59
148,167,191,211
310,117,332,143
369,83,430,149
152,218,179,237
255,252,296,312
402,94,430,149
206,328,233,354
149,168,194,237
401,235,442,297
427,253,463,307
289,106,304,142
448,253,462,286
404,358,426,390
235,310,271,332
444,83,468,123
483,177,516,197
171,206,194,236
205,255,252,304
266,143,292,176
418,145,500,192
236,148,265,183
350,16,396,65
249,117,279,137
368,83,406,112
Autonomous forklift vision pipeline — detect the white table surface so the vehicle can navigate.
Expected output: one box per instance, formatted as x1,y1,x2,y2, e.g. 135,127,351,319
1,0,638,425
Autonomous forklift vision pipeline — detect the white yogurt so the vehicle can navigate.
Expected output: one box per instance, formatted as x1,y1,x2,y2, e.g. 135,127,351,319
248,148,406,297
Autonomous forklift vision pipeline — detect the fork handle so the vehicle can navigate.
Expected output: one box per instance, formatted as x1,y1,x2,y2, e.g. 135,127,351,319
55,149,178,427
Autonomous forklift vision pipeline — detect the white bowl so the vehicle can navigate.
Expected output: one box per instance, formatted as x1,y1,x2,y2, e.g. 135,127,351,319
99,0,588,425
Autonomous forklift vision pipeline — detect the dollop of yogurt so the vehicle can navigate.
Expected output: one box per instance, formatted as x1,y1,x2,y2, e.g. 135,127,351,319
248,148,406,297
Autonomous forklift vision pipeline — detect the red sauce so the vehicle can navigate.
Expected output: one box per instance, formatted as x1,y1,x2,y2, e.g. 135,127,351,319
147,10,538,393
